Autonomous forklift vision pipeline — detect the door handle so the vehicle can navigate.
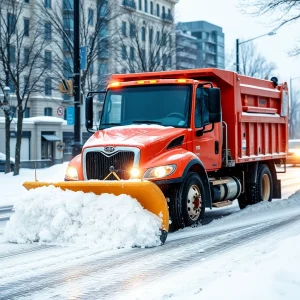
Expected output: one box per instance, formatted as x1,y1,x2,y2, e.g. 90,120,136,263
215,140,219,154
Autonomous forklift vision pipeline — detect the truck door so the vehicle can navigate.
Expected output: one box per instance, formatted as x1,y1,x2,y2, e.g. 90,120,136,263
193,85,222,171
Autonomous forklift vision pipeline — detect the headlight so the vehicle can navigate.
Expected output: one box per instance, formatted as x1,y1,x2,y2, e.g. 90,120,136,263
143,164,176,179
65,165,78,180
294,150,300,157
130,167,140,178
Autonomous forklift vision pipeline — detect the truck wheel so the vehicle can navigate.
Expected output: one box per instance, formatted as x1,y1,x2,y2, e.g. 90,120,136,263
175,172,205,228
238,164,273,209
257,164,273,203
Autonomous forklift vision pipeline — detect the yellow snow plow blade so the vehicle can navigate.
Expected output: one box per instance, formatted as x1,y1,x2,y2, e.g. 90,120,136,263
23,180,169,243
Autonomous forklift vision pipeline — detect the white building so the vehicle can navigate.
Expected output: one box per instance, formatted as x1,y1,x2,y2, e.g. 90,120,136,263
0,0,178,167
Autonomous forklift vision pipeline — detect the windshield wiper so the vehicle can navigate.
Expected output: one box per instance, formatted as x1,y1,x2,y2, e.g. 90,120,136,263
132,120,162,125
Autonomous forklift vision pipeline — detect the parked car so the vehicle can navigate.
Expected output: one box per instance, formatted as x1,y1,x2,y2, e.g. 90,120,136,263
0,152,15,172
287,139,300,165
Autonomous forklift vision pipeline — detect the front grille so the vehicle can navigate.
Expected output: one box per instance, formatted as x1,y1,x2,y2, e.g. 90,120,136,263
85,151,135,180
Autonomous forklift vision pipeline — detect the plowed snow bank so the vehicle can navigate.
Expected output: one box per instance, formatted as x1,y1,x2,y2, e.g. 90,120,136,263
4,185,162,249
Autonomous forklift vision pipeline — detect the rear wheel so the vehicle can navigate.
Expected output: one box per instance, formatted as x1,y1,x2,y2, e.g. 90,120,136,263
169,172,205,231
238,164,273,209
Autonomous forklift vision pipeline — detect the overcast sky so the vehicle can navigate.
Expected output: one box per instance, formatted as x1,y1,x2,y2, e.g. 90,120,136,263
175,0,300,88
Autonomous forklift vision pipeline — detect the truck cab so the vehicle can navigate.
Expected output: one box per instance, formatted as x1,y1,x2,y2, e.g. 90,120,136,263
66,68,288,231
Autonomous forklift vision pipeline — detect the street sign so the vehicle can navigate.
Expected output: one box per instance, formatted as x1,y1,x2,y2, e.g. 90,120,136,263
57,106,64,116
80,46,87,70
67,107,75,125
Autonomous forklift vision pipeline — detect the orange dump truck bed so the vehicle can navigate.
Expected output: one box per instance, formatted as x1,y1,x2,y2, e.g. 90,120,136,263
111,68,289,165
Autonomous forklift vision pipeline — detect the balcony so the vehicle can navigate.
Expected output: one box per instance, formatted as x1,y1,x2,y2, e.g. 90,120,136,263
122,0,136,11
162,12,173,23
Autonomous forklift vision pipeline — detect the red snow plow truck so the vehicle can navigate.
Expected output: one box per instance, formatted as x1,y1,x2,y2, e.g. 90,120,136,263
24,68,289,244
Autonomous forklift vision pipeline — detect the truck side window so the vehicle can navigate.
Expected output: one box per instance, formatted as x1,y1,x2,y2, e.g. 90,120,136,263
195,87,210,128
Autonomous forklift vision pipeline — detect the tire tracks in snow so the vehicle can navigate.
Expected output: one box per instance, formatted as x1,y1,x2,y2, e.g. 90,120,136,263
1,215,300,299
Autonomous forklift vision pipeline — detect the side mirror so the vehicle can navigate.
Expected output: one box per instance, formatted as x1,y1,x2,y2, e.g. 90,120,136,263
208,88,221,123
85,96,93,130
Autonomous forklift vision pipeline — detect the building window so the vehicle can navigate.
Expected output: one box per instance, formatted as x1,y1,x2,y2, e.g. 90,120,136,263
8,13,16,34
99,63,108,75
9,78,15,93
156,53,160,65
24,76,29,94
24,0,30,3
44,0,51,8
162,32,167,46
24,107,30,118
144,0,148,12
44,107,52,116
24,19,30,37
130,47,134,60
156,31,160,44
89,62,94,74
141,27,146,41
168,56,172,68
9,45,16,64
121,45,127,60
24,47,30,63
45,78,52,96
88,8,94,26
150,1,153,14
162,6,165,17
122,68,127,74
45,51,52,69
45,22,52,40
130,23,135,38
122,21,127,36
156,4,160,17
138,0,142,10
149,28,153,43
141,48,145,61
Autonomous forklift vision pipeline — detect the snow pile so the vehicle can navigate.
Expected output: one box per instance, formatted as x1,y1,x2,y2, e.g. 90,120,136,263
210,190,300,227
4,185,163,249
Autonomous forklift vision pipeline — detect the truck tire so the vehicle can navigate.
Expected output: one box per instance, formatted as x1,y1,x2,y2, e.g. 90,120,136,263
238,164,273,209
170,172,205,230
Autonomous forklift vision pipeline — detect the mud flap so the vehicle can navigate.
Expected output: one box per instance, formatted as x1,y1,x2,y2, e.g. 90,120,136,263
23,180,169,244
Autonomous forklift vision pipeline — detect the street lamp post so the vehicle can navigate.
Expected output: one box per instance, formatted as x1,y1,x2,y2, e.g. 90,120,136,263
72,0,82,158
0,86,11,173
236,31,276,73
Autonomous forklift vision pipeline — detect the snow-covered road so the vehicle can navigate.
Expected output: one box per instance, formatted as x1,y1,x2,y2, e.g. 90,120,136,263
0,165,300,299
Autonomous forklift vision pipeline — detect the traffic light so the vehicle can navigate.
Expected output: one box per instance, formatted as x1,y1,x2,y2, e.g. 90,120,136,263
58,79,73,96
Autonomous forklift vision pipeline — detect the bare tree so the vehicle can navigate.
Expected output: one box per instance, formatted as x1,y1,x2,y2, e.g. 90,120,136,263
225,42,277,78
112,12,176,73
37,0,120,94
289,89,300,138
0,0,49,175
240,0,300,55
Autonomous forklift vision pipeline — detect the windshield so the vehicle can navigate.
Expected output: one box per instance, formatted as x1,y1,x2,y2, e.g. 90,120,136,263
100,84,191,129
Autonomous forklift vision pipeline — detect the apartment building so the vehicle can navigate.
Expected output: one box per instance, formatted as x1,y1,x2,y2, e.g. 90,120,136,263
177,21,225,69
176,30,197,70
0,0,179,166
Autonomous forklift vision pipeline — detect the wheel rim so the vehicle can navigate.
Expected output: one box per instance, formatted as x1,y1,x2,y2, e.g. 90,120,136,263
262,174,271,201
187,184,202,221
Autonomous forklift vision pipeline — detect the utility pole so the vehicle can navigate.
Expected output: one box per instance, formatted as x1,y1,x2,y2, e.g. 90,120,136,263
236,39,239,74
72,0,82,157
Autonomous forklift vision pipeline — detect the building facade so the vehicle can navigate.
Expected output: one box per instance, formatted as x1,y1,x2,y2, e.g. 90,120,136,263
176,30,197,70
0,0,179,167
177,21,225,69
